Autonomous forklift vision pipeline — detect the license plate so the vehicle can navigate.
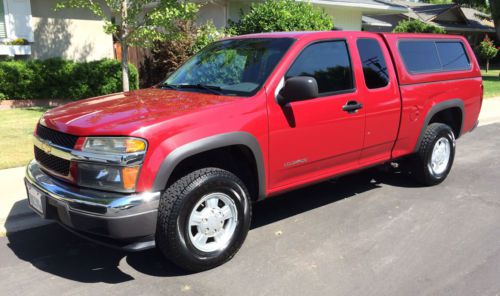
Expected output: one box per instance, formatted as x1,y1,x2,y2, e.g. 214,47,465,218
27,183,44,216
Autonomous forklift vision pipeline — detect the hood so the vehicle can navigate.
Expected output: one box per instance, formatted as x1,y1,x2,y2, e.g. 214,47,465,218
40,88,239,136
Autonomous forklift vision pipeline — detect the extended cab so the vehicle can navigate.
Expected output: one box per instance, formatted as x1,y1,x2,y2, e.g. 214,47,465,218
25,31,482,271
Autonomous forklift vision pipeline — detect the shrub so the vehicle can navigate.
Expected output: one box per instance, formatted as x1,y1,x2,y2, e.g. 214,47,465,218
476,35,499,72
228,0,333,35
6,38,30,45
140,20,227,87
393,20,446,34
0,58,138,100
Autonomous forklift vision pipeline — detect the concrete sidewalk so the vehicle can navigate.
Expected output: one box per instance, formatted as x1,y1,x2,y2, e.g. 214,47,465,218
1,97,500,236
478,96,500,126
0,166,51,236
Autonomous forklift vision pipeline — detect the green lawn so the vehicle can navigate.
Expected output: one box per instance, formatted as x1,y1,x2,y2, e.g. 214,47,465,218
481,69,500,99
0,108,47,169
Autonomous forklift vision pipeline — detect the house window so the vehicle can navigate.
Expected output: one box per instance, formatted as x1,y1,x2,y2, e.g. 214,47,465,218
0,0,6,39
0,0,33,41
286,41,354,95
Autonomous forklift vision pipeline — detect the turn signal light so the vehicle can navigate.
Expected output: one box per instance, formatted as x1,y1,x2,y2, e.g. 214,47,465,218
122,166,140,190
125,139,146,153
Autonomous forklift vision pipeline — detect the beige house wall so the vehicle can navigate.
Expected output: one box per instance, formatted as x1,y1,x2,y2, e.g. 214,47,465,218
30,0,113,61
26,0,394,61
320,6,362,31
197,1,228,28
197,1,362,31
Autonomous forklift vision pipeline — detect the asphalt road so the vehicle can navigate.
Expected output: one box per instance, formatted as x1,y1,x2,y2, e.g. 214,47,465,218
1,124,499,296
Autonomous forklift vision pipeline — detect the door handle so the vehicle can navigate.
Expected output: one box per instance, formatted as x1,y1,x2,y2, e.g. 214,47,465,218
342,100,363,113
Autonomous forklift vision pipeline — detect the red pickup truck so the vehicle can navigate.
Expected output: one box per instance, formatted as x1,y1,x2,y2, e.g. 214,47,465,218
25,31,482,271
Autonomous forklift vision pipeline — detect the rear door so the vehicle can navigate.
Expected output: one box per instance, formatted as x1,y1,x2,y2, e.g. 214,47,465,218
353,34,401,165
267,38,366,191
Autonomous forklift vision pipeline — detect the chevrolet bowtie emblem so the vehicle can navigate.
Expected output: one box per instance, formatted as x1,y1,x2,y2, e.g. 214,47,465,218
41,142,52,155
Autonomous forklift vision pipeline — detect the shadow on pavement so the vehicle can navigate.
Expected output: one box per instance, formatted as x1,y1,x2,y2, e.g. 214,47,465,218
6,168,420,283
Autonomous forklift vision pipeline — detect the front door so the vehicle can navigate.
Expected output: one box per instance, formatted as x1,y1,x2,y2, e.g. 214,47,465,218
267,39,366,191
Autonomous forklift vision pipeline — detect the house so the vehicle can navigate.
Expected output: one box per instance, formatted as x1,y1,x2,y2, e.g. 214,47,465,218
362,1,495,45
197,0,408,31
0,0,114,60
0,0,407,60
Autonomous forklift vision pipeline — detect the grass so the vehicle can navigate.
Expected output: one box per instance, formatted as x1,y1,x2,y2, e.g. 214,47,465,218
0,107,47,169
481,69,500,99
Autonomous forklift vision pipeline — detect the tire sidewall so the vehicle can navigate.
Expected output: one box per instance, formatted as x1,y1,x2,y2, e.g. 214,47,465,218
172,173,251,267
425,126,455,181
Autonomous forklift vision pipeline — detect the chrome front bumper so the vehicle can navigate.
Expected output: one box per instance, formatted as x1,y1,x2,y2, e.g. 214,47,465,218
25,160,161,249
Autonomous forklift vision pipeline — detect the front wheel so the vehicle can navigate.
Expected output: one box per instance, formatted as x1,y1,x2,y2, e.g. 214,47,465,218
156,168,252,272
411,123,456,186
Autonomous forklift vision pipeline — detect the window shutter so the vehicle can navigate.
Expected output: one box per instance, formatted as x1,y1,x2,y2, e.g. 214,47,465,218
0,0,6,39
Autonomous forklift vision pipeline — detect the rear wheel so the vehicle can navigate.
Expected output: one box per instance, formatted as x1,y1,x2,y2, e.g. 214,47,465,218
156,168,251,272
411,123,456,186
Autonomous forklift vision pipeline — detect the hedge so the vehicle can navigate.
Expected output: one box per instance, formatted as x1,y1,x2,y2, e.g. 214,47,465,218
228,0,333,35
0,58,139,100
393,19,445,34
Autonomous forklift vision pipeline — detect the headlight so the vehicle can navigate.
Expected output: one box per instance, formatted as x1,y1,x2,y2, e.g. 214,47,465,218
77,137,147,192
77,163,141,192
83,137,147,154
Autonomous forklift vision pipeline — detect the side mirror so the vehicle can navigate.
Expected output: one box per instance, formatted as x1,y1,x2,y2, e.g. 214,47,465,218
277,76,319,106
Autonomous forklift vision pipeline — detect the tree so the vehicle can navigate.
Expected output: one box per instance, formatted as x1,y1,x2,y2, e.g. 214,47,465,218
420,0,488,10
476,35,499,72
140,20,227,87
490,0,500,40
420,0,453,4
454,0,488,10
393,19,446,34
228,0,333,35
56,0,198,92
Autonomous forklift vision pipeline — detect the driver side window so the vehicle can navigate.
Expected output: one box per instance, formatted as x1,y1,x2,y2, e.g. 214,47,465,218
286,40,354,96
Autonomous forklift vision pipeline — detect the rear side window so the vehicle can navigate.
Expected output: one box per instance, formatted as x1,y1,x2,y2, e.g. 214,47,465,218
399,41,441,73
286,40,354,95
357,38,389,89
436,42,470,71
399,40,470,74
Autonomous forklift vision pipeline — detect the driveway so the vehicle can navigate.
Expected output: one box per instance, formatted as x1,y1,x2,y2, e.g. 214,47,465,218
1,123,499,296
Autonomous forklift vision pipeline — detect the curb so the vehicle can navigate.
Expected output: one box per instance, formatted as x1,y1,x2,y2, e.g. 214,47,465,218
0,99,69,110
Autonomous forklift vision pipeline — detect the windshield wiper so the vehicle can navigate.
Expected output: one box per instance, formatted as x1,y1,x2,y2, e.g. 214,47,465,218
159,83,179,90
176,84,223,95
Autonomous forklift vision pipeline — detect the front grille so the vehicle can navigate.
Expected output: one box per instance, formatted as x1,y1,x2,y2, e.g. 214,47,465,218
34,146,70,176
36,124,78,149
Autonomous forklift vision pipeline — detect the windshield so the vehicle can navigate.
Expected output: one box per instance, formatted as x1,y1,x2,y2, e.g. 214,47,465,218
163,38,295,96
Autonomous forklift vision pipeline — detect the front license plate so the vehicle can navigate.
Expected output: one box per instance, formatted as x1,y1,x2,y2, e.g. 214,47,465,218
26,183,44,216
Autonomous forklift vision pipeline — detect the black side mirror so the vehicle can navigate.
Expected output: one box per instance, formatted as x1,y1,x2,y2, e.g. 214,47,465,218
277,76,319,106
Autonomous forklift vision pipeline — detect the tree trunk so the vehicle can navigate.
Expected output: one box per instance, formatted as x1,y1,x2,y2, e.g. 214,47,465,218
120,0,129,92
487,59,490,73
121,41,130,92
490,0,500,40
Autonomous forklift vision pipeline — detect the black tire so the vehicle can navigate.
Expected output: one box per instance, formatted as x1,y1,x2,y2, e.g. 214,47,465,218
411,123,456,186
156,168,252,272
